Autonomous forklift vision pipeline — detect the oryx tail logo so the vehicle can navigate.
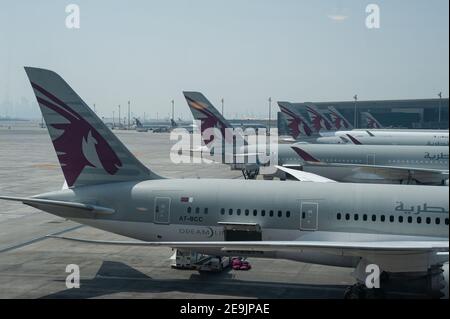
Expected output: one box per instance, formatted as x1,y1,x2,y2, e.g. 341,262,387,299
362,112,382,129
31,82,122,187
305,104,333,131
279,104,313,138
185,96,229,145
328,106,352,130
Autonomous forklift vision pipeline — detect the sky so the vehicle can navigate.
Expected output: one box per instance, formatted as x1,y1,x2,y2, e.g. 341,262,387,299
0,0,448,120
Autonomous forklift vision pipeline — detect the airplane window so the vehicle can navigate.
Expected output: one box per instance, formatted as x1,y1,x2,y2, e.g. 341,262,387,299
399,216,404,223
195,207,200,214
417,217,422,224
278,211,282,218
389,216,394,222
372,215,376,222
354,214,359,221
187,207,192,214
436,218,441,225
381,215,385,222
229,209,233,216
286,211,291,218
446,218,449,225
245,209,250,216
337,213,342,220
204,208,208,214
345,213,350,221
426,217,431,224
261,210,266,217
220,208,225,215
407,216,412,223
363,214,368,221
253,209,258,216
237,209,241,216
270,210,274,217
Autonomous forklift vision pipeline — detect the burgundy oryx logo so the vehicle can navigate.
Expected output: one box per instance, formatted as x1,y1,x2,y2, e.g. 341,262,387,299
279,104,313,138
31,82,122,186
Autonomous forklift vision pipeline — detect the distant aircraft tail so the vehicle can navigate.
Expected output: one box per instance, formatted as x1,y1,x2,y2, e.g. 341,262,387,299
135,118,143,128
183,91,246,146
278,102,314,139
327,106,353,130
361,112,383,129
24,67,161,188
303,103,335,132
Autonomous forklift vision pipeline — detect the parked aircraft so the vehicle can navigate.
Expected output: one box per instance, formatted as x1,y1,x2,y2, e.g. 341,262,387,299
279,102,449,146
0,67,447,299
281,144,449,185
361,112,384,129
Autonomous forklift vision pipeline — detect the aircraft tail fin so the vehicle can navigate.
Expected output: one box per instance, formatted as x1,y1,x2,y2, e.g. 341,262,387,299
327,106,353,130
24,67,161,188
303,103,335,131
183,91,246,146
361,112,384,129
278,102,314,139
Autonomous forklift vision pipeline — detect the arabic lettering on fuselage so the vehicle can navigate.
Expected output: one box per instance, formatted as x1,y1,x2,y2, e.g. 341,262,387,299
395,201,449,215
424,152,449,160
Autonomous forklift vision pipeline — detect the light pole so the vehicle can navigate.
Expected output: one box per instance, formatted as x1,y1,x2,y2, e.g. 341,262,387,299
118,105,121,127
353,94,358,128
438,92,442,128
221,98,224,116
171,99,175,121
112,111,115,127
128,101,131,130
268,97,272,135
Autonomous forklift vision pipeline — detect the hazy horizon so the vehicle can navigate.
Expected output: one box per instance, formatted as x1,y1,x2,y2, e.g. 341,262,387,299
1,0,449,120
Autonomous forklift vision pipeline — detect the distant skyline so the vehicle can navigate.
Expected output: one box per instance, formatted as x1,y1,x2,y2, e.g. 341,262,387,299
0,0,449,119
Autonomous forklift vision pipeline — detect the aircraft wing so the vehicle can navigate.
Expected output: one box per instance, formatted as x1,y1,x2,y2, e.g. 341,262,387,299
275,165,337,183
304,162,449,183
48,235,448,272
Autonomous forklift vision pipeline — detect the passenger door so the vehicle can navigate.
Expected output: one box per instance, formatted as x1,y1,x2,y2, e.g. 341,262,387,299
154,197,171,224
300,202,318,231
367,154,376,165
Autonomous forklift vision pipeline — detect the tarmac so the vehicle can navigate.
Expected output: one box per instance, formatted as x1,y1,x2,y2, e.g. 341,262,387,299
0,124,354,299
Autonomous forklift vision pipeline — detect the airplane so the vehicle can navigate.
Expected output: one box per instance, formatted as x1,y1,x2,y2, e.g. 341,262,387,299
277,102,348,144
0,67,447,299
134,117,195,134
281,144,449,185
361,112,384,129
183,91,263,179
339,130,449,146
279,102,449,146
326,106,353,130
134,118,173,132
302,102,336,132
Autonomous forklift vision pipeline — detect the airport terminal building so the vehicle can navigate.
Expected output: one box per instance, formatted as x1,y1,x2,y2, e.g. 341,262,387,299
310,98,449,129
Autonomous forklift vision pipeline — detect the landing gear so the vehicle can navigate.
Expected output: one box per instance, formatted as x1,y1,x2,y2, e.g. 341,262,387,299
242,168,259,180
344,283,385,299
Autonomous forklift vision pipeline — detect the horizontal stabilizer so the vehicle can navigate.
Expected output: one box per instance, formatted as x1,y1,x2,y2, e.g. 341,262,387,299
0,196,115,215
